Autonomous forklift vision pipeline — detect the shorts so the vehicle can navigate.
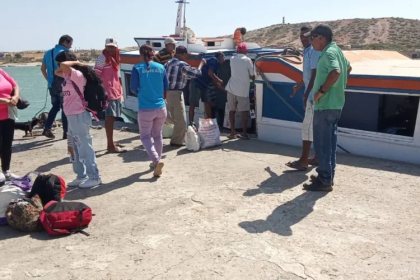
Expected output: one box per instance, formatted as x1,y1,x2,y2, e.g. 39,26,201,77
302,101,314,141
227,92,250,112
106,99,122,117
189,81,215,106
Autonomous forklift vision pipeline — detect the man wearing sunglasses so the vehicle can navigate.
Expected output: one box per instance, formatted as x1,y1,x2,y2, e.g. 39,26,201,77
303,24,352,192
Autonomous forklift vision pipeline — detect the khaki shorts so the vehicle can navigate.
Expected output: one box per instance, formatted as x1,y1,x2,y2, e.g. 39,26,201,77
302,101,314,141
227,92,250,112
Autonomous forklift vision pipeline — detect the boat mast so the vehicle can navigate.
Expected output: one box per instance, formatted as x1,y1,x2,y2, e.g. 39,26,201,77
175,0,189,42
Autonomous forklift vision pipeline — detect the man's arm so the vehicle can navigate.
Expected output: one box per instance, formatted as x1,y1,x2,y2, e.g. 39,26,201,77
94,55,105,77
291,80,304,98
130,67,139,94
181,59,206,79
41,63,48,81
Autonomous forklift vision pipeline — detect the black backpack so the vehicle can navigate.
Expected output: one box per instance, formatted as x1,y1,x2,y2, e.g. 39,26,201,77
72,72,109,119
28,174,67,206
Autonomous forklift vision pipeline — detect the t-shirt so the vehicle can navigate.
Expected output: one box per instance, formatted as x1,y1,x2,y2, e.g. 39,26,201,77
94,54,122,100
153,48,175,65
313,42,351,110
0,69,18,121
42,45,68,87
303,45,321,102
130,62,169,110
194,57,220,89
226,54,255,98
62,68,87,116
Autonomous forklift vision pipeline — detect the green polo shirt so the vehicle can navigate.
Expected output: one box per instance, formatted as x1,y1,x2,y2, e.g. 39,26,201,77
313,42,351,110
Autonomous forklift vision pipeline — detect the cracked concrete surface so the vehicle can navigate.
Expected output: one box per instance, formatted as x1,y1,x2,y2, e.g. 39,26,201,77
1,123,420,280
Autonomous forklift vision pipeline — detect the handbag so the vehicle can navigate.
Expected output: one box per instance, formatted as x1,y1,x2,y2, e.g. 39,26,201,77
11,88,30,110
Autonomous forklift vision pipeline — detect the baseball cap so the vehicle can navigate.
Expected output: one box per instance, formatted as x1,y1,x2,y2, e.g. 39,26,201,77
164,37,178,45
237,43,248,53
175,46,189,55
105,38,118,47
304,24,333,40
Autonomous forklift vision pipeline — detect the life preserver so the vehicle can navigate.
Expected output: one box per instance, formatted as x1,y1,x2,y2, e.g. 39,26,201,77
234,27,247,46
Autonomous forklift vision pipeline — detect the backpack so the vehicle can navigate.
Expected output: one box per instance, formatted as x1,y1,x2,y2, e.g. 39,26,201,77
6,195,44,232
72,74,109,120
40,201,93,236
0,185,26,226
28,174,66,206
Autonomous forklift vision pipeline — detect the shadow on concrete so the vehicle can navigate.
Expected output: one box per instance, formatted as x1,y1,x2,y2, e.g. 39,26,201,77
0,228,54,241
12,139,61,154
243,167,311,197
65,169,157,201
35,157,69,173
239,191,328,236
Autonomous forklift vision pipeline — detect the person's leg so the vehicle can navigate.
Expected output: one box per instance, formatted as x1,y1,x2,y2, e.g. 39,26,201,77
238,96,250,139
0,119,16,178
65,115,87,186
71,112,101,188
188,83,200,126
168,90,187,146
105,116,116,149
227,93,238,138
203,83,216,119
137,110,159,162
330,110,342,183
314,110,334,186
152,107,168,161
44,89,60,138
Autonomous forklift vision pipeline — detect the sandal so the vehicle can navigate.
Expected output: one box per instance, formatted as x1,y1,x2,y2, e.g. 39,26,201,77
308,158,319,166
115,143,125,148
285,161,308,171
106,146,127,154
227,134,238,139
240,134,250,140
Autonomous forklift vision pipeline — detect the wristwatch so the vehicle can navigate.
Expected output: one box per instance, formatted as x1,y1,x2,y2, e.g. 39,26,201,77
319,85,326,93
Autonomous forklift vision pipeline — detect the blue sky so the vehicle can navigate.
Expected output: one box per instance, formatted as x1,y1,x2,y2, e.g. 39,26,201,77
1,0,419,51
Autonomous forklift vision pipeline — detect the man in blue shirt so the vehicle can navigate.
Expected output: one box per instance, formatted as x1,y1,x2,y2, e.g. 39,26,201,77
287,25,321,171
189,52,225,125
40,35,73,139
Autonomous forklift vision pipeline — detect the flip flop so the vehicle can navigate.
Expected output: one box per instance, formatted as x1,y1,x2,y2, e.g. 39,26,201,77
106,147,127,154
115,143,125,148
308,158,319,166
285,161,308,171
227,134,238,139
240,134,250,140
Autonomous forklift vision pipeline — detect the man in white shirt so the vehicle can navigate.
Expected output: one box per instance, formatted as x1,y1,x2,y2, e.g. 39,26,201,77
225,43,255,140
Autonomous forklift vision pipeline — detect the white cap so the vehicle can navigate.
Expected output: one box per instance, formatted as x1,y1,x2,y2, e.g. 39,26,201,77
105,38,118,48
164,37,178,45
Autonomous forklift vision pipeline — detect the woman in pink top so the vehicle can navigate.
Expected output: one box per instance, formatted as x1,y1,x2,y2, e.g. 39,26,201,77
94,38,125,153
55,51,101,189
0,69,20,184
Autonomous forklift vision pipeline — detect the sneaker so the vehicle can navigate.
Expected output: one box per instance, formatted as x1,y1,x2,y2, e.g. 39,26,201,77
153,162,164,177
303,179,333,192
42,129,55,139
67,178,88,187
310,175,334,186
79,179,102,189
3,171,20,181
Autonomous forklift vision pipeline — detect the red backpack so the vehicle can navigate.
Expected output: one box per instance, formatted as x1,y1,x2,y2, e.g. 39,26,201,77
40,201,92,236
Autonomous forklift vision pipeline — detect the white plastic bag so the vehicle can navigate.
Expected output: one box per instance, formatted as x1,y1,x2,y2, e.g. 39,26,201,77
163,123,174,139
198,118,222,149
185,126,201,152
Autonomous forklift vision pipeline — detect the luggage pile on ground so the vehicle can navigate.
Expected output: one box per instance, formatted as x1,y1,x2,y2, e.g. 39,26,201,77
185,118,222,152
0,173,93,236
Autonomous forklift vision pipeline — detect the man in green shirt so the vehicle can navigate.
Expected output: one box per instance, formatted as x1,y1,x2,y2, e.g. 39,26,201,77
303,24,352,192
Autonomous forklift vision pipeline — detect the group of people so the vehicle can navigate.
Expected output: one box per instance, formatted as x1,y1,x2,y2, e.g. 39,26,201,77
0,24,350,192
287,24,352,192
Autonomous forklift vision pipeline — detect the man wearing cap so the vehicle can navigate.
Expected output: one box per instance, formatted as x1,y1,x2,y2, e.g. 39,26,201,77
164,46,205,146
225,43,255,140
303,24,352,192
154,38,177,65
287,25,321,171
94,38,126,153
41,35,73,139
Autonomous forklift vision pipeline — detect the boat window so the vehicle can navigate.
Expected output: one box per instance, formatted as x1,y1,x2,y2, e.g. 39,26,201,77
207,42,215,47
152,42,162,48
124,73,137,98
340,92,419,137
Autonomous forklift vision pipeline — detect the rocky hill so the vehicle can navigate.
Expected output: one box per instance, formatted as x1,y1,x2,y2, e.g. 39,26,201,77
239,18,420,51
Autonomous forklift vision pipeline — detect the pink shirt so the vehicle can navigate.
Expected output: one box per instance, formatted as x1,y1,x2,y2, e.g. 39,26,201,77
0,69,17,120
94,54,122,100
62,68,87,116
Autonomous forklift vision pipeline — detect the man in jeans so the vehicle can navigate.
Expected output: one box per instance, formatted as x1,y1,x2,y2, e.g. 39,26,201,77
41,35,73,139
303,24,352,192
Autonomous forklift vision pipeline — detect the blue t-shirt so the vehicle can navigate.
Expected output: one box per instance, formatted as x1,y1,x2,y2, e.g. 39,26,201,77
302,45,321,102
130,61,169,110
194,57,220,89
42,45,68,87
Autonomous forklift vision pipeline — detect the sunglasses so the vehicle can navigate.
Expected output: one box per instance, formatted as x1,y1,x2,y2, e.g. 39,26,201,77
310,34,320,40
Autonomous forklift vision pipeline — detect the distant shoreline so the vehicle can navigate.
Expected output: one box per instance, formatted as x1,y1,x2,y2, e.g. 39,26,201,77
0,62,95,68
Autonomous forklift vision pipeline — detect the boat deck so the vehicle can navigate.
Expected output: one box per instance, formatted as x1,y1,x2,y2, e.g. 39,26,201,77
1,124,419,279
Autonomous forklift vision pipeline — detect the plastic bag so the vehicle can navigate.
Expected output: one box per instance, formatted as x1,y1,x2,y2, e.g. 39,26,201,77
185,126,200,152
198,118,222,149
0,185,26,226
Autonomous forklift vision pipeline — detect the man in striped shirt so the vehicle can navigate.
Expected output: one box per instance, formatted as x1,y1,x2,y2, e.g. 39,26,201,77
154,38,177,65
164,46,205,146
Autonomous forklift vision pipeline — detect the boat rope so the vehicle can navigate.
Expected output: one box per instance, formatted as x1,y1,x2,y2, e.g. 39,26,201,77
254,50,351,154
33,88,49,119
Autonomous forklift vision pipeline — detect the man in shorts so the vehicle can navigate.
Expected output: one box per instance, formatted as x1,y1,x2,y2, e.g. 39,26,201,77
225,43,255,140
94,38,126,153
287,25,321,170
189,52,225,125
